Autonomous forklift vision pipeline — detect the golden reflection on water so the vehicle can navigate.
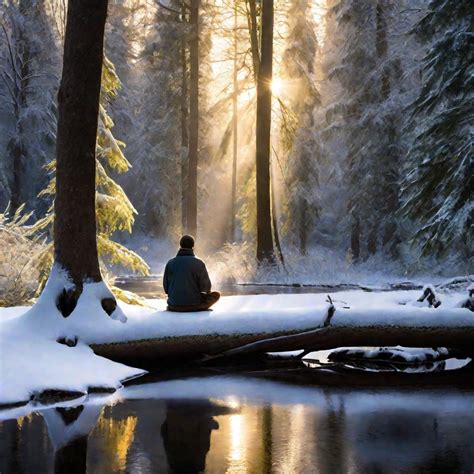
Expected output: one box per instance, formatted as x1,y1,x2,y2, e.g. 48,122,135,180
228,414,246,472
1,399,337,473
111,401,319,473
279,404,308,473
16,413,33,430
205,402,319,473
91,413,137,472
2,389,474,473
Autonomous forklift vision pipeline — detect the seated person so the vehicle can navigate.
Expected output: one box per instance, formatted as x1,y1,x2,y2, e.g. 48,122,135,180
163,234,220,312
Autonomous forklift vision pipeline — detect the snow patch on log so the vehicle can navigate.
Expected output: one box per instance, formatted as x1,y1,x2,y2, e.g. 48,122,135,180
328,346,450,364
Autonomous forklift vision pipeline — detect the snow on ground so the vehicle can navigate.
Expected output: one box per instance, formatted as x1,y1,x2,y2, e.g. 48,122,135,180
0,330,144,406
0,269,472,406
0,267,146,406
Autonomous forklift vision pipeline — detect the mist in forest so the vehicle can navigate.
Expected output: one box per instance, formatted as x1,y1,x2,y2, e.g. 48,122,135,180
0,0,472,287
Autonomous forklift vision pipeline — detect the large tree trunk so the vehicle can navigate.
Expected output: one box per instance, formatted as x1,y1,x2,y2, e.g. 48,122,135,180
92,322,474,366
54,0,108,287
180,24,189,235
185,0,199,237
255,0,275,262
91,310,474,366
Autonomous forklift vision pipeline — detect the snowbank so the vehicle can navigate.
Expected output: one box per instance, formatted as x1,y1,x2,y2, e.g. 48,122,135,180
0,329,143,406
1,273,472,406
0,267,145,406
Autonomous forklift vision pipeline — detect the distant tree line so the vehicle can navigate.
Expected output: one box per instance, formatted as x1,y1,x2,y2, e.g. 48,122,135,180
0,0,471,274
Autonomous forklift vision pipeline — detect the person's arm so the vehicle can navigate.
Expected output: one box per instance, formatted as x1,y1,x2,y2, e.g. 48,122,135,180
198,262,212,293
163,262,170,294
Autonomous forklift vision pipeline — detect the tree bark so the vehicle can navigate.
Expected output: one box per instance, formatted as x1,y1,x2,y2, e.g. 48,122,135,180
180,21,189,235
185,0,199,237
54,0,108,286
246,0,260,80
255,0,275,262
367,223,378,255
350,213,360,261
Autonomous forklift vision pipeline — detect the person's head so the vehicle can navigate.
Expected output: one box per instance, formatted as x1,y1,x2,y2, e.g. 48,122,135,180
179,234,195,249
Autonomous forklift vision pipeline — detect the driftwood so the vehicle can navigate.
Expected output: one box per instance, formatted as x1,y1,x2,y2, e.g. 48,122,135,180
91,303,474,367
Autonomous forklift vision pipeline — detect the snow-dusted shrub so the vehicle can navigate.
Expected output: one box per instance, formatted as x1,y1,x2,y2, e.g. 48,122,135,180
205,241,258,284
0,207,44,307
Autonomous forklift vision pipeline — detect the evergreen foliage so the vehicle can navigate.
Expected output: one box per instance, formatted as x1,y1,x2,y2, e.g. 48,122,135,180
322,0,407,260
129,0,187,240
33,57,149,295
0,0,59,215
280,0,321,254
0,0,471,288
401,0,473,260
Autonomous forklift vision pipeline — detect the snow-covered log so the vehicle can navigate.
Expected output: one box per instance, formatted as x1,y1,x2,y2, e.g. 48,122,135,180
91,313,474,364
2,290,473,407
89,292,474,364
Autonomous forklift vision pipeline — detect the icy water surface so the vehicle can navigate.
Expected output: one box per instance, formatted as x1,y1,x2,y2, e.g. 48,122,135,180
114,275,423,299
1,375,474,473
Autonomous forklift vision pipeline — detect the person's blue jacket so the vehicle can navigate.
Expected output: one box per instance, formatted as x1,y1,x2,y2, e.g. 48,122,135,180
163,248,212,305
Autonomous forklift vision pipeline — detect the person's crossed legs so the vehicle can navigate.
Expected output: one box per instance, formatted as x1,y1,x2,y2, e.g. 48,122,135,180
167,291,221,312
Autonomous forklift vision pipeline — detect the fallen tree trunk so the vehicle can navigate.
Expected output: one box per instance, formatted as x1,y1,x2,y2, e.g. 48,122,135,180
91,309,474,366
212,325,474,360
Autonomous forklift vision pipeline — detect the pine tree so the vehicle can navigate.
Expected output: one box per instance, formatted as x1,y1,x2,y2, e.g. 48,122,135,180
322,0,406,261
53,0,107,303
127,0,213,243
280,0,321,255
0,0,59,216
186,0,200,237
253,0,276,262
33,56,149,297
401,0,473,261
127,0,185,240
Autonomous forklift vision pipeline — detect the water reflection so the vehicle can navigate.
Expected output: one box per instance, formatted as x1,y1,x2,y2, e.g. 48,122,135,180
42,404,101,473
1,376,474,473
161,400,231,473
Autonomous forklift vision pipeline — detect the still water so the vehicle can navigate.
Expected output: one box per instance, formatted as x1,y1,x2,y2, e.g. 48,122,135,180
1,375,473,473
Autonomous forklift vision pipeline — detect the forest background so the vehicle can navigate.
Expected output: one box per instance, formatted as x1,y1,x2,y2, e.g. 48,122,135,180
0,0,472,305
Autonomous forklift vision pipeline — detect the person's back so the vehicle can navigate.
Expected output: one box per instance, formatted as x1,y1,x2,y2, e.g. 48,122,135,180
163,235,220,312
